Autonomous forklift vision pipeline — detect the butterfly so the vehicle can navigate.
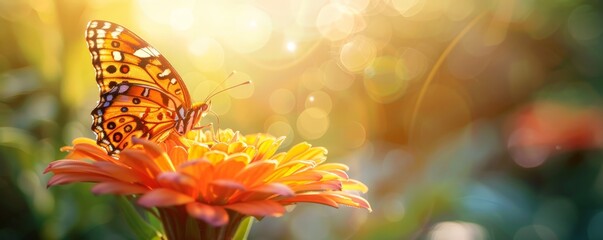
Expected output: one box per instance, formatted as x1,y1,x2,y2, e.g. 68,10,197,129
85,20,211,155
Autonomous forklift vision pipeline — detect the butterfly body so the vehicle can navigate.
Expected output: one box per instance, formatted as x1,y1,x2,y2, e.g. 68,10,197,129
86,20,210,155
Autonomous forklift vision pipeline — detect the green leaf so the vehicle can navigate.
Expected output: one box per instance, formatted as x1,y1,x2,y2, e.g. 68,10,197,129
233,217,254,240
116,196,164,240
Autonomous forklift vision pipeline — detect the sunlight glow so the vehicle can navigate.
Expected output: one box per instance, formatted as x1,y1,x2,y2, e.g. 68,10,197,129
286,41,297,52
170,8,194,31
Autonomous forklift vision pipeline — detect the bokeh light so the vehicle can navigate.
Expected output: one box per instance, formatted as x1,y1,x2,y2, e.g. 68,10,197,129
316,3,356,41
339,35,377,72
305,91,332,113
297,107,329,140
221,4,273,53
321,60,355,91
363,56,408,103
269,88,296,114
188,36,225,72
428,221,487,240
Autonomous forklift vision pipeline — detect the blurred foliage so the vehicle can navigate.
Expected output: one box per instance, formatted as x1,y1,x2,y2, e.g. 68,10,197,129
1,0,603,239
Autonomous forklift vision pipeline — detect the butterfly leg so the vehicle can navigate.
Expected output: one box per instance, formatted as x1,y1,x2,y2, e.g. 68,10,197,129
192,122,213,131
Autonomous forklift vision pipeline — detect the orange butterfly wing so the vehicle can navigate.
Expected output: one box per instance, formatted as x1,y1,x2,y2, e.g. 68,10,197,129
86,20,192,155
92,83,183,154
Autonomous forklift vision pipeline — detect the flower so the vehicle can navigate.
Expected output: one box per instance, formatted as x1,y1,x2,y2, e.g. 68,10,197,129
45,129,371,239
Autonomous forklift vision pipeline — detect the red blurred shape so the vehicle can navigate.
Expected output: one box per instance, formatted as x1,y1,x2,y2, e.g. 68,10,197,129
507,101,603,167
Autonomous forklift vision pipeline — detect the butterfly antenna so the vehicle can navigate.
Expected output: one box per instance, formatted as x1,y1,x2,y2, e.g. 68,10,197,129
204,71,252,102
204,71,235,102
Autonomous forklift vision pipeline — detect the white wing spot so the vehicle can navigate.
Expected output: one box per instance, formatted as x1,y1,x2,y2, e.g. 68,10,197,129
88,40,95,48
96,39,105,47
142,88,150,97
112,51,123,61
133,48,151,58
149,47,160,56
89,21,98,28
158,69,171,78
102,22,111,29
97,29,106,38
133,46,161,58
87,30,94,37
170,78,177,85
111,31,121,39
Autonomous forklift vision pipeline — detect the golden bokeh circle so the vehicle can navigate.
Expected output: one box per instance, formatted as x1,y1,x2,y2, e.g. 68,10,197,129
363,56,408,103
316,3,356,41
305,91,333,114
269,89,296,114
296,107,330,140
188,36,225,72
339,35,377,72
321,60,355,91
222,4,273,53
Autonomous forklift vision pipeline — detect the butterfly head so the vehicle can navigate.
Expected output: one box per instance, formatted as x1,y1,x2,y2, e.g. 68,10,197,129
181,101,211,133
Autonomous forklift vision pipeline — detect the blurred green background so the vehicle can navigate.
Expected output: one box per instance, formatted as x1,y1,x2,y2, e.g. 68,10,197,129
1,0,603,239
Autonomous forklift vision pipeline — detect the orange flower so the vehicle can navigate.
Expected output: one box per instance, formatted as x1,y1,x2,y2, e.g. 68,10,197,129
45,129,371,239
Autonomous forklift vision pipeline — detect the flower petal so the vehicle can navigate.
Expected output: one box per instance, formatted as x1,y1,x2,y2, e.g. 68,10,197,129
247,183,295,197
47,173,116,187
138,188,195,207
188,143,210,160
209,179,246,203
169,146,188,168
253,138,283,161
94,161,153,184
272,170,323,183
211,142,229,152
205,151,228,165
63,140,116,163
266,160,316,182
214,157,247,180
250,183,294,196
44,160,98,174
132,138,175,172
289,180,342,193
234,160,277,186
277,142,311,163
227,142,247,154
210,179,246,191
186,202,229,227
294,147,327,164
322,192,372,212
231,183,295,202
319,169,349,181
278,194,339,208
342,179,369,193
119,149,162,177
179,159,214,201
92,182,149,195
313,163,349,171
224,200,285,217
157,172,198,197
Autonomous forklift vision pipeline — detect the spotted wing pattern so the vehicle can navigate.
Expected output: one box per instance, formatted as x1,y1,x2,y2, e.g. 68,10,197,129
86,20,192,155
